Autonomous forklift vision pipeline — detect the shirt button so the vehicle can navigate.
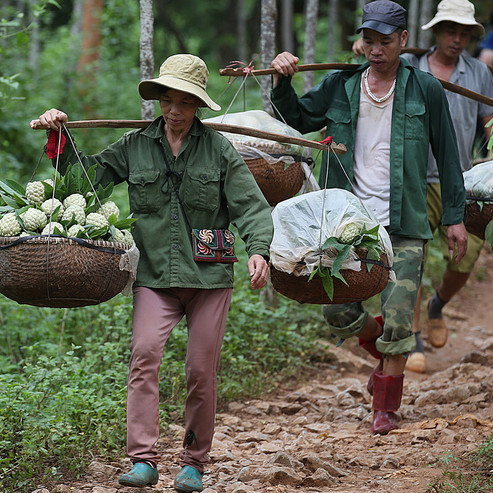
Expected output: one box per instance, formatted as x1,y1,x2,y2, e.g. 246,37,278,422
173,244,178,250
201,174,207,180
173,214,178,220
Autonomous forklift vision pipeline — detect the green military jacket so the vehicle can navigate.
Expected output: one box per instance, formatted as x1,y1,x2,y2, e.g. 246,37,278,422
271,58,466,240
53,117,273,289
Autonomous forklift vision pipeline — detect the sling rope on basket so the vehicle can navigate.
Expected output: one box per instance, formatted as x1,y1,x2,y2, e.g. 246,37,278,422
0,235,132,308
3,125,138,308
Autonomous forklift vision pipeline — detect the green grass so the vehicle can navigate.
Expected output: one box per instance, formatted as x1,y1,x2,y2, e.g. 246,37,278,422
427,436,493,492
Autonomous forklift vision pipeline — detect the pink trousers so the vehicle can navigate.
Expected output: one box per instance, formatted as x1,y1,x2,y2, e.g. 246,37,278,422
127,286,233,472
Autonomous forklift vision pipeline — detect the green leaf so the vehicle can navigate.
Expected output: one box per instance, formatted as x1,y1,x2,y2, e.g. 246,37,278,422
0,193,18,208
88,226,109,239
485,221,493,249
5,179,25,196
308,265,321,281
0,179,20,198
366,245,382,262
330,244,351,281
321,274,334,300
13,193,29,207
114,217,137,229
322,236,345,250
97,182,114,202
107,213,118,225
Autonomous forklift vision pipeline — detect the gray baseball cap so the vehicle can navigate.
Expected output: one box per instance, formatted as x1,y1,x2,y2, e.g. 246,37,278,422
357,0,407,35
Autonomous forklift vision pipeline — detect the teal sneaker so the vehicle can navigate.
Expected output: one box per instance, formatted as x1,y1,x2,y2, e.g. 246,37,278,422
118,461,159,487
174,465,204,492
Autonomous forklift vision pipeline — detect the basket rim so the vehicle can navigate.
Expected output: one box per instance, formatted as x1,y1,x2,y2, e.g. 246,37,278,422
0,234,130,254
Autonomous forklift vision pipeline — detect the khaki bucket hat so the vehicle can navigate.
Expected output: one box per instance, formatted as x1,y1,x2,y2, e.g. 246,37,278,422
421,0,485,37
138,54,221,111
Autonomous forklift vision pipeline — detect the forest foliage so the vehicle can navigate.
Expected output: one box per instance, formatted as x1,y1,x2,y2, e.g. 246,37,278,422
1,1,492,491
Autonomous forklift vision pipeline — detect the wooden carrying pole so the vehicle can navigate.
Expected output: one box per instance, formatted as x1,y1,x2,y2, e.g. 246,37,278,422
219,63,493,108
29,119,348,154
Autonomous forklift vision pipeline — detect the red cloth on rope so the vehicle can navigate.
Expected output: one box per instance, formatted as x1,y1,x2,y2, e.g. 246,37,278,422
318,135,333,146
46,129,66,159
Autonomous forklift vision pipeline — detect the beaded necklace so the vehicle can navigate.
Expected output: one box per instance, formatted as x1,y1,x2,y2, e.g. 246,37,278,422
364,68,396,103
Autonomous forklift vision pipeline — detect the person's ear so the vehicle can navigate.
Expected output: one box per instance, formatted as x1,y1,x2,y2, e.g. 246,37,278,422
400,29,409,48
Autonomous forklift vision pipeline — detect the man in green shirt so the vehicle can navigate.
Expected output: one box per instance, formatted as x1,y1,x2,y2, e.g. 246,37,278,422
271,0,467,435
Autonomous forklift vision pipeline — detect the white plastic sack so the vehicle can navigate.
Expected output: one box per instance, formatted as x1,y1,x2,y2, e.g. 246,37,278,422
270,188,394,278
119,242,140,296
203,110,313,166
463,160,493,200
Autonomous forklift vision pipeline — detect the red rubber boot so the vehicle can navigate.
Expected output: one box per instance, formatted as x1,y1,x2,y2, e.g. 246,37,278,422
372,371,404,435
358,315,384,395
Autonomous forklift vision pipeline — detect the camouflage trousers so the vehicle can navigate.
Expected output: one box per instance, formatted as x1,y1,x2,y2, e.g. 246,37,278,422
322,236,424,356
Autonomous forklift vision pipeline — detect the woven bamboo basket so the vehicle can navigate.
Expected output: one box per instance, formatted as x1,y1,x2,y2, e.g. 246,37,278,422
465,199,493,240
270,249,390,305
0,236,131,308
245,157,305,206
234,140,307,206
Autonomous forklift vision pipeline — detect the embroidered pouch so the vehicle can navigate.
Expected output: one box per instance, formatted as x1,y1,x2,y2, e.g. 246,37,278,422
191,228,238,263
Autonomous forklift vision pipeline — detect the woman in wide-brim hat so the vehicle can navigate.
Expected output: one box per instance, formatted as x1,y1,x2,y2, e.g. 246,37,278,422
32,53,273,493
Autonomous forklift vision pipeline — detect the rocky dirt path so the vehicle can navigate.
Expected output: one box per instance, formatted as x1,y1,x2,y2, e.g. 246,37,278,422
34,248,493,493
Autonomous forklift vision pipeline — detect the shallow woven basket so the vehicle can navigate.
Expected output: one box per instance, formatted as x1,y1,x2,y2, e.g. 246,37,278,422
234,141,307,206
0,236,130,308
465,200,493,240
270,250,390,305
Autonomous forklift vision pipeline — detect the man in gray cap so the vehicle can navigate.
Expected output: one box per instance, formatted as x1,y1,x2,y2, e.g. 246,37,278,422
270,0,468,435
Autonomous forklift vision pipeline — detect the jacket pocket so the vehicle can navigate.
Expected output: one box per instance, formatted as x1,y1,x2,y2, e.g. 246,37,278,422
128,170,161,213
183,167,221,212
325,107,351,125
404,101,426,140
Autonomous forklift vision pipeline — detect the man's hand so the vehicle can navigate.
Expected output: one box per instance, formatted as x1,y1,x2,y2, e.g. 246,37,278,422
447,222,468,263
271,52,300,88
352,38,365,56
247,254,269,289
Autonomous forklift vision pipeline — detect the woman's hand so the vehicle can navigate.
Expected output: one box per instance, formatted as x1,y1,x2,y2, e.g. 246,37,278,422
30,109,68,131
271,51,300,88
247,254,269,289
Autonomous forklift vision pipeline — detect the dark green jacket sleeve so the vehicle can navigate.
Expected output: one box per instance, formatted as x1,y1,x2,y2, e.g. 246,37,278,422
220,137,273,260
271,76,330,134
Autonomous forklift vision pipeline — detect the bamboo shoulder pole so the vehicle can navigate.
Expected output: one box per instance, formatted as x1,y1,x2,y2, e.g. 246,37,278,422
29,119,347,154
219,62,493,108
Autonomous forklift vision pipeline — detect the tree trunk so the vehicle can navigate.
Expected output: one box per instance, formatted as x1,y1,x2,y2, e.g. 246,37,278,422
354,0,366,32
327,0,339,62
407,0,419,48
140,0,155,120
28,4,40,73
70,0,84,38
281,0,294,53
418,0,433,48
77,0,103,108
237,0,247,62
260,0,277,114
303,0,319,93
